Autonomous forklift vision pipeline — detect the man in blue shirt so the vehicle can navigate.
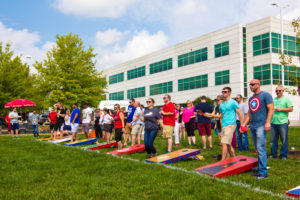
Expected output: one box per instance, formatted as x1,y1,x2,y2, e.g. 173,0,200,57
124,98,136,146
70,103,80,143
242,79,274,179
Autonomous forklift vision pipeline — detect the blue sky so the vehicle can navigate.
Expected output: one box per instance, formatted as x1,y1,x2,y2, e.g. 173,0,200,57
0,0,299,71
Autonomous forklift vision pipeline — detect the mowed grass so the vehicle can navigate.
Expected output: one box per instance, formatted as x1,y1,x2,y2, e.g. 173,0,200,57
0,127,299,200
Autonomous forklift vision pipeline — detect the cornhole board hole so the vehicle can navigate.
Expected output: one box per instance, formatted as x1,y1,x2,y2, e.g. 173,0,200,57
48,136,72,144
288,150,300,159
64,138,98,147
106,144,145,155
195,155,258,178
87,141,118,150
146,149,201,164
286,186,300,198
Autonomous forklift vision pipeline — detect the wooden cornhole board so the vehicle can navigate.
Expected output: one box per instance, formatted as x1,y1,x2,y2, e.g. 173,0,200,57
286,185,300,198
64,138,98,147
106,144,145,155
86,141,118,151
48,136,72,144
195,155,258,178
146,149,201,164
39,136,60,141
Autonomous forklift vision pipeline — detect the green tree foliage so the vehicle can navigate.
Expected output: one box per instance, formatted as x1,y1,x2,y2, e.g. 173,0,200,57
0,43,37,115
34,33,107,110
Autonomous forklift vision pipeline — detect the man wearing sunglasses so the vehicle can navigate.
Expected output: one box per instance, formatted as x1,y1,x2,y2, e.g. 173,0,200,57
161,94,175,153
124,98,136,146
270,85,293,160
242,79,274,179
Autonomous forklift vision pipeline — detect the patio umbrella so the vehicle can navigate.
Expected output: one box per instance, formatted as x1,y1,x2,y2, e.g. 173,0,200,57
4,99,36,108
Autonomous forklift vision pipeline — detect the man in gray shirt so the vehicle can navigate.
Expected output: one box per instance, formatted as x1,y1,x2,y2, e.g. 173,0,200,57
9,108,19,138
30,110,40,137
235,94,249,151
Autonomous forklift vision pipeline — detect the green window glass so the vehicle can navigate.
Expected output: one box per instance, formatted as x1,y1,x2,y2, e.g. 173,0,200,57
271,32,299,56
253,64,271,85
284,65,300,86
150,58,172,74
150,81,173,95
178,47,208,67
215,41,229,58
109,72,124,85
127,87,146,99
109,91,124,100
127,66,146,80
178,74,208,91
215,70,230,86
253,33,270,56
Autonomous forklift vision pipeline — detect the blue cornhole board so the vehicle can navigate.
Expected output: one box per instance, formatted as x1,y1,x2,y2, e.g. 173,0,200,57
64,138,98,146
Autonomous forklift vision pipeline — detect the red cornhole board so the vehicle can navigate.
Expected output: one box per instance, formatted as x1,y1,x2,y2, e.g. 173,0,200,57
106,144,145,155
195,155,258,178
146,149,201,164
87,141,118,151
286,186,300,198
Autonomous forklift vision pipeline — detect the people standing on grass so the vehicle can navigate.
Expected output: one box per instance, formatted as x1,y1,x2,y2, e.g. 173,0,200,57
30,110,39,138
63,109,71,136
48,108,57,138
81,102,93,139
182,100,196,146
113,104,125,149
235,94,249,151
195,96,213,149
161,94,175,153
270,85,293,160
242,79,274,179
140,104,145,141
9,108,19,138
173,104,181,147
130,101,143,146
101,108,113,144
212,95,223,145
124,98,136,146
179,106,185,140
139,98,164,158
94,108,102,139
5,114,11,135
70,103,80,143
53,102,66,139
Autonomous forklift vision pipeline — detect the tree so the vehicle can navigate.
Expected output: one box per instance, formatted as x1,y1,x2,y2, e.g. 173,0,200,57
0,42,37,115
34,33,107,110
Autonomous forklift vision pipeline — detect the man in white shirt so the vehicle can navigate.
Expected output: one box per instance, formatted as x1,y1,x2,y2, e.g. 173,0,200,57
129,101,143,146
9,108,20,138
82,102,93,139
235,94,249,151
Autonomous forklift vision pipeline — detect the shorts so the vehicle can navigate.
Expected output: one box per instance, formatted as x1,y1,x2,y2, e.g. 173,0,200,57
198,123,211,136
163,125,174,138
109,124,114,133
11,123,19,131
131,124,143,135
103,124,111,132
50,124,55,131
63,125,71,131
221,125,236,144
115,128,123,142
71,123,79,133
125,123,132,134
82,123,90,133
54,122,64,131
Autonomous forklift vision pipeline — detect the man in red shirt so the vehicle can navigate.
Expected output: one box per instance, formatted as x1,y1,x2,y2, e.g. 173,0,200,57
48,108,57,138
5,114,11,135
161,94,176,153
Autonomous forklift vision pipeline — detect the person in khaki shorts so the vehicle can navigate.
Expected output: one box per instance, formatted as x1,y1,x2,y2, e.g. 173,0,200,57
129,101,143,146
124,98,136,146
160,94,176,153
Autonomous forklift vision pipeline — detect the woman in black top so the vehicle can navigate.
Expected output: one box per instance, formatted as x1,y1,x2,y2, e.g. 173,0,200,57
94,108,102,138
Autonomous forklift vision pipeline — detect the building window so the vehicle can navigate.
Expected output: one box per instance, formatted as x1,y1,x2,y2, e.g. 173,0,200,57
127,87,145,99
178,74,208,91
215,70,230,86
253,33,270,56
271,33,300,56
150,58,172,74
253,64,271,85
272,64,300,86
215,41,229,58
109,91,124,100
178,48,208,67
109,72,124,85
127,66,146,80
150,81,173,96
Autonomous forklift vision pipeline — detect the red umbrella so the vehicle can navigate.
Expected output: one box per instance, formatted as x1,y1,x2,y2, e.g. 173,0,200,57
4,99,36,108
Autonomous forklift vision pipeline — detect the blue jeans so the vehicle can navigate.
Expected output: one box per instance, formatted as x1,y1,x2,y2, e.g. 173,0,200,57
270,123,288,158
144,129,157,155
32,124,39,137
236,121,249,151
250,125,267,175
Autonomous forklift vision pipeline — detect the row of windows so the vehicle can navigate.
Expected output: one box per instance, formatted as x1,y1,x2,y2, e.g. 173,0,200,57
127,66,145,80
109,72,124,85
215,70,230,86
150,81,173,96
178,48,208,67
127,87,146,99
215,41,229,58
150,58,173,74
109,91,124,100
178,74,208,91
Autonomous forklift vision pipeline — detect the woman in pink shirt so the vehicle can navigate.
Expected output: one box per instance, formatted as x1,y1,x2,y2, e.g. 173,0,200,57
182,100,196,145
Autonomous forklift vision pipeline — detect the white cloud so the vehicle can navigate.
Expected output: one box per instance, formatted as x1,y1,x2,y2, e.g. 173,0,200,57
53,0,136,18
95,30,168,70
95,29,126,47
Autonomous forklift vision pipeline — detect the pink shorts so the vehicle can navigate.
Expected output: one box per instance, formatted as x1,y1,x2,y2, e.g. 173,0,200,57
197,123,211,136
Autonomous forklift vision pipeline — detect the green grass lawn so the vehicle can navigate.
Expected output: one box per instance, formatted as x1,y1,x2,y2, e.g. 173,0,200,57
0,127,299,200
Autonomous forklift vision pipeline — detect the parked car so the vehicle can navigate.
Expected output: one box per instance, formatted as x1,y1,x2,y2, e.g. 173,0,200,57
39,112,49,125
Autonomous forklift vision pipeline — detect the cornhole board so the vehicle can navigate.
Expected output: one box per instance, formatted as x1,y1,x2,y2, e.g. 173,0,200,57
39,136,60,141
48,136,72,144
146,149,201,164
106,144,145,155
288,150,300,159
286,186,300,198
86,141,118,151
64,138,98,147
195,155,258,178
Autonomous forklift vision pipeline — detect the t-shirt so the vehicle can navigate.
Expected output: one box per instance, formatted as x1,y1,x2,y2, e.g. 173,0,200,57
163,102,175,126
132,107,143,126
82,107,93,124
71,108,80,124
236,103,248,120
64,115,71,125
9,112,19,124
127,105,136,123
30,114,39,125
5,115,10,124
48,112,57,124
144,108,161,130
182,106,195,123
248,91,273,129
271,96,293,125
195,103,213,123
220,99,239,127
103,114,113,124
57,108,66,124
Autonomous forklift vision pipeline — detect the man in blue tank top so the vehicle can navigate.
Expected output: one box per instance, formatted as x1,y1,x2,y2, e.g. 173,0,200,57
124,98,136,145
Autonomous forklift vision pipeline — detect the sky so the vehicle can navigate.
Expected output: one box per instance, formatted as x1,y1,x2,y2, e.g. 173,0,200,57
0,0,299,72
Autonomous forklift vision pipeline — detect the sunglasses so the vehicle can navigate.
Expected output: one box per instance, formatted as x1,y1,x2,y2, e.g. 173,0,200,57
249,83,257,86
146,101,152,104
163,97,168,99
222,91,229,94
275,90,283,92
114,107,118,109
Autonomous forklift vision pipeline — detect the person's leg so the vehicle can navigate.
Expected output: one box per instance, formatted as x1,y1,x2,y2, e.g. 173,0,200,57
185,122,191,145
131,134,136,146
206,123,212,148
279,123,288,159
250,128,257,151
198,123,206,149
228,144,236,158
236,121,243,151
201,136,207,149
270,124,279,157
165,125,173,152
32,125,36,137
144,129,151,155
149,129,158,155
15,124,19,137
256,126,268,176
221,143,228,160
105,131,110,143
174,122,180,145
243,131,249,151
36,125,39,137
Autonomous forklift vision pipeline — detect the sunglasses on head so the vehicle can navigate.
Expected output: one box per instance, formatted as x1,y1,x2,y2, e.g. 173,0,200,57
114,107,117,109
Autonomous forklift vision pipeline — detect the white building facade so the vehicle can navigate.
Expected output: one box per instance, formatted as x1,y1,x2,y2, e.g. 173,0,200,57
102,17,300,125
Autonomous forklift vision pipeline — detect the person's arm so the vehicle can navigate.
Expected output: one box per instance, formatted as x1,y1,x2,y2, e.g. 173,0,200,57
119,112,125,132
89,112,93,124
157,119,164,127
175,112,179,119
265,103,274,131
275,107,293,112
130,110,140,124
138,115,145,122
72,113,78,124
241,111,251,127
48,115,51,123
236,108,243,124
